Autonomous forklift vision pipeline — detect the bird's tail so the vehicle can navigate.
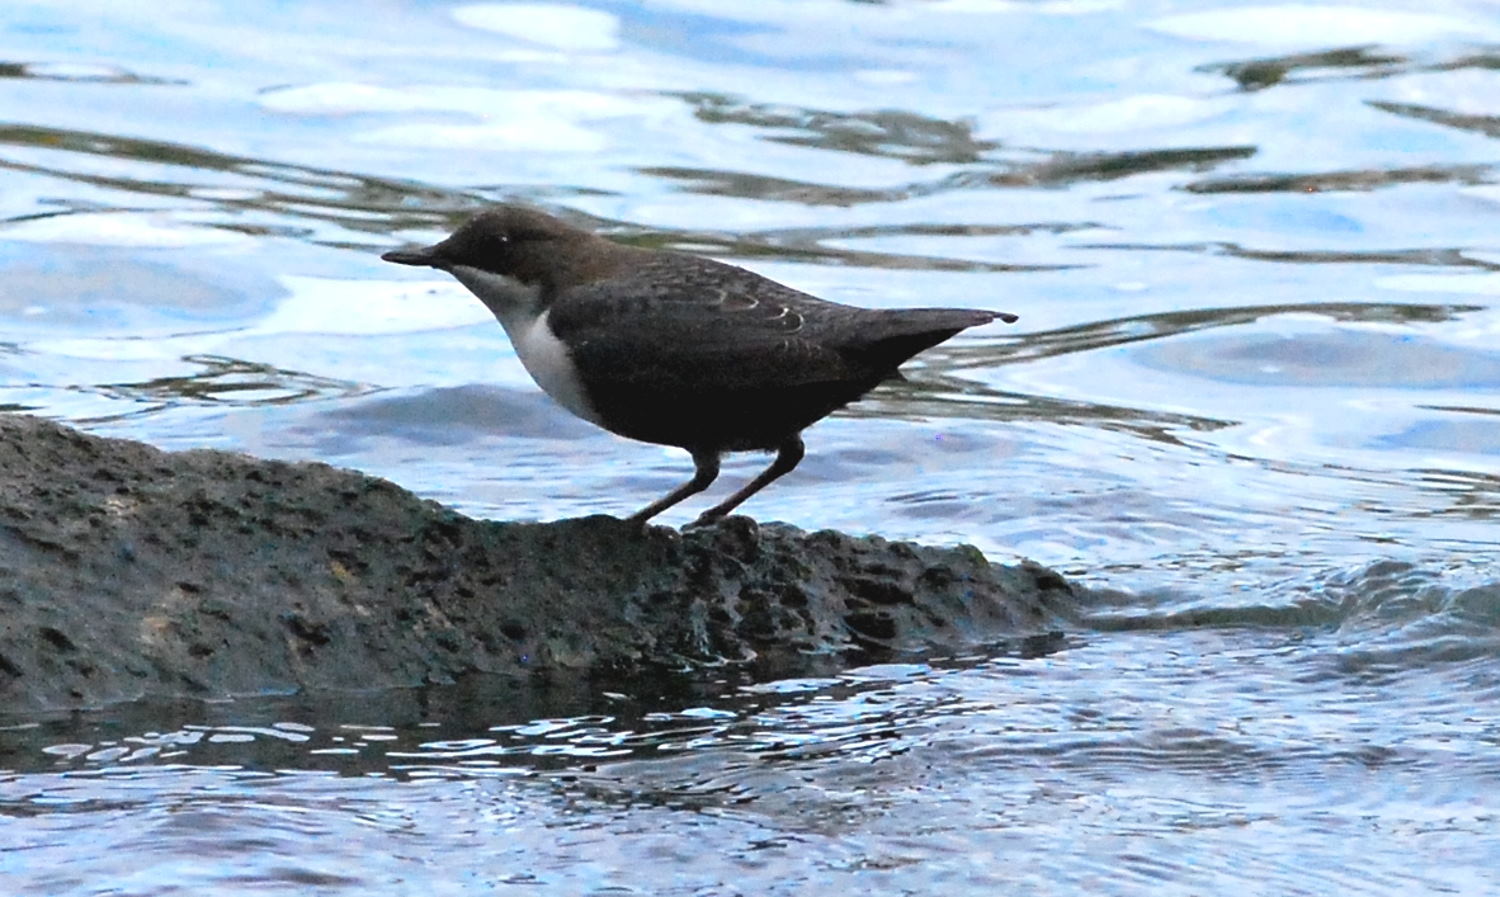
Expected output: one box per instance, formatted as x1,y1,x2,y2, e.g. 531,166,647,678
845,307,1015,369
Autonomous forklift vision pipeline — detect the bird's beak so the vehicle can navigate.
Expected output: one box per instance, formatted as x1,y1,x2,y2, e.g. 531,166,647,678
380,244,444,267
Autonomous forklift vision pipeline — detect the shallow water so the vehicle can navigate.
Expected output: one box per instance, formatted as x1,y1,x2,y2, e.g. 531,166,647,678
2,0,1499,893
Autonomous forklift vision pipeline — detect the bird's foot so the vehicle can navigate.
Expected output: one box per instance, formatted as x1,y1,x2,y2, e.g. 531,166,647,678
683,510,724,530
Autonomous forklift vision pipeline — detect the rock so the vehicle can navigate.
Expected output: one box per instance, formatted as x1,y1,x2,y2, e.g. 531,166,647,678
0,414,1078,711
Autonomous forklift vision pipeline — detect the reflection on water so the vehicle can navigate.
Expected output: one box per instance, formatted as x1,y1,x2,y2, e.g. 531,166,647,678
0,60,186,86
85,355,378,422
1206,46,1411,91
0,122,470,239
1199,45,1500,95
1372,99,1500,139
3,0,1500,892
967,300,1478,366
679,91,1001,165
1186,162,1491,193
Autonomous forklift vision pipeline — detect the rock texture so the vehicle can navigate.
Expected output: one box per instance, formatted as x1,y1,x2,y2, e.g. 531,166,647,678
0,414,1077,710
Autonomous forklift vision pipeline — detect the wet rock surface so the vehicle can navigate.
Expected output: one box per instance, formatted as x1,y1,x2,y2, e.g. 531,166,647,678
1,414,1078,711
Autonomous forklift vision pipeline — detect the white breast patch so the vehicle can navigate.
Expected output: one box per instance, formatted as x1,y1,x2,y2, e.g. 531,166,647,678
509,307,603,426
449,265,603,426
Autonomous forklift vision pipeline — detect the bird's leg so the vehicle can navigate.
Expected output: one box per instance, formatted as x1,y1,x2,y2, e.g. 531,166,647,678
626,449,721,526
688,434,805,528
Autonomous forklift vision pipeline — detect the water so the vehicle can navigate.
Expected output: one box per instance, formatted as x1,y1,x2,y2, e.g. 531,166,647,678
2,0,1498,893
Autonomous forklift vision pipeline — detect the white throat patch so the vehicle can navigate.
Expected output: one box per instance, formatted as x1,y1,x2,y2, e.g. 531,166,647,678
450,265,603,426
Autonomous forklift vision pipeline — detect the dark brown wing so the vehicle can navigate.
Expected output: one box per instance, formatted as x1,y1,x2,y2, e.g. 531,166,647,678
547,253,861,391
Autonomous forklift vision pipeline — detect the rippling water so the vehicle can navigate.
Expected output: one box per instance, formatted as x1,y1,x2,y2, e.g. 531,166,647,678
3,0,1498,893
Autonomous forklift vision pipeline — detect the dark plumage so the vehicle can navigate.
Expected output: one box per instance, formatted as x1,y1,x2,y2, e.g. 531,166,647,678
382,205,1017,527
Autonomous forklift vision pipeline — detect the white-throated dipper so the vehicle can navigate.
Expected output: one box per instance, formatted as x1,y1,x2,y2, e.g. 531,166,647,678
381,205,1017,527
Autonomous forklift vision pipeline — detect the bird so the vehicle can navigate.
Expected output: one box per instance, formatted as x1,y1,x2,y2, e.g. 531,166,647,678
381,205,1017,528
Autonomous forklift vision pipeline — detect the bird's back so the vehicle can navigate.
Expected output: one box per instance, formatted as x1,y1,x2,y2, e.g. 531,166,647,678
551,252,995,382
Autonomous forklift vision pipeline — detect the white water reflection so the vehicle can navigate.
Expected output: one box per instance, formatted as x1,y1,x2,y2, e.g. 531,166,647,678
0,211,252,247
1148,5,1493,47
452,3,622,51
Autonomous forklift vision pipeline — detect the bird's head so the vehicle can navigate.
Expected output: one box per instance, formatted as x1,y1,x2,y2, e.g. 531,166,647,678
382,205,611,299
